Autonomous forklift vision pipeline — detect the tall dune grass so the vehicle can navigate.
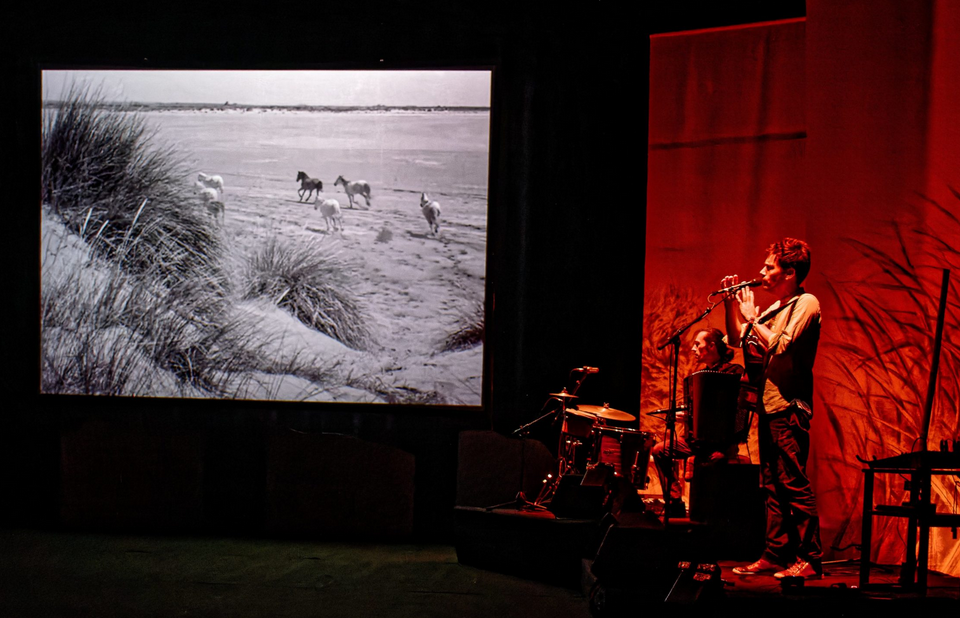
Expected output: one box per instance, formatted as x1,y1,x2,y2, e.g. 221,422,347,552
240,236,371,351
639,284,703,432
818,187,960,568
42,84,224,290
42,213,342,398
39,84,244,396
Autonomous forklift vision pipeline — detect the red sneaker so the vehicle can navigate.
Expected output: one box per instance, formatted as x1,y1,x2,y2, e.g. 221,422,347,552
731,558,782,575
773,560,823,580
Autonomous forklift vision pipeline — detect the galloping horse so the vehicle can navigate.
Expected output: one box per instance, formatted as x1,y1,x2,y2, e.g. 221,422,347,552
314,198,343,233
419,193,441,236
334,175,372,209
296,171,323,202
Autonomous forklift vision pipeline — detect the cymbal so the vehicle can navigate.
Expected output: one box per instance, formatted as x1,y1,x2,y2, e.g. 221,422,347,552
548,391,578,399
564,408,595,419
575,404,636,422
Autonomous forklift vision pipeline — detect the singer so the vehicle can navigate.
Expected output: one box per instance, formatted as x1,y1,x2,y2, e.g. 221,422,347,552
721,237,823,580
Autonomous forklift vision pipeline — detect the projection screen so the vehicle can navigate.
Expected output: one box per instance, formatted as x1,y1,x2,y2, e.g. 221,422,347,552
41,69,491,406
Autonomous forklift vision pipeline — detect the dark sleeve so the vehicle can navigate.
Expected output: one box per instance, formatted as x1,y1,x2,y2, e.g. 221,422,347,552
719,363,744,376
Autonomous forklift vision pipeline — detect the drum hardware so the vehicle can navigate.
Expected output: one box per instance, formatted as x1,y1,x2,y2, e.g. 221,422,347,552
540,408,649,507
504,366,603,511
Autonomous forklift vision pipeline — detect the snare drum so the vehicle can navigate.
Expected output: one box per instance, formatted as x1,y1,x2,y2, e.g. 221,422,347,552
593,427,654,487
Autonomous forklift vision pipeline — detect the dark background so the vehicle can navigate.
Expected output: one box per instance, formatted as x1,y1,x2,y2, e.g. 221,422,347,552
0,1,806,540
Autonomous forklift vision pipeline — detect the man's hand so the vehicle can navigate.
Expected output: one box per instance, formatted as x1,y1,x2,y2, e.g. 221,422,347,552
720,275,739,302
722,274,749,346
737,287,759,323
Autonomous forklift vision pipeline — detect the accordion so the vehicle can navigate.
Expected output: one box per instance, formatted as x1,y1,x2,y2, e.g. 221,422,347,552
682,370,747,445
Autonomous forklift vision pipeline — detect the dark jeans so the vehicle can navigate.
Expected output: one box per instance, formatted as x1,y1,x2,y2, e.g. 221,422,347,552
758,406,822,566
651,435,693,501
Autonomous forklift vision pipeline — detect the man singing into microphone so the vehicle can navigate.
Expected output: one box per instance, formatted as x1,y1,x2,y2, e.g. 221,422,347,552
722,237,823,580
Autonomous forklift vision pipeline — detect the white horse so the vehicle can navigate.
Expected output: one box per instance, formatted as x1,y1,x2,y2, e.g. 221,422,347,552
199,187,224,226
314,197,343,232
420,193,441,236
296,171,323,202
334,175,372,209
197,172,224,193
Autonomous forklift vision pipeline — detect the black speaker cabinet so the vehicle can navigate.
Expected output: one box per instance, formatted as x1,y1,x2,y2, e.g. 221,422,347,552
586,517,718,613
688,462,764,560
549,472,610,519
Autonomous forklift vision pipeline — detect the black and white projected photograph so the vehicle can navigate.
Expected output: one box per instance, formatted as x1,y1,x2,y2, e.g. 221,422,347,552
41,70,491,405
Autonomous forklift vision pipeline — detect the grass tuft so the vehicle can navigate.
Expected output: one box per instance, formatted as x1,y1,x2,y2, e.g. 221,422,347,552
441,301,484,352
375,226,393,243
240,236,371,350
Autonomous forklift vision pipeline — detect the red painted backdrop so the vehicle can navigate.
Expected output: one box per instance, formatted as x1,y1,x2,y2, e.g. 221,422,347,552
643,0,960,576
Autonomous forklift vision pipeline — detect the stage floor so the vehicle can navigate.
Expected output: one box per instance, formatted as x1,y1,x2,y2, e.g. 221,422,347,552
454,505,959,614
2,527,956,617
584,558,960,616
712,558,957,603
0,527,592,618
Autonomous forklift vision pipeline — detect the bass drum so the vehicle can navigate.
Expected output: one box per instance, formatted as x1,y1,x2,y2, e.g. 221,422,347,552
593,427,654,488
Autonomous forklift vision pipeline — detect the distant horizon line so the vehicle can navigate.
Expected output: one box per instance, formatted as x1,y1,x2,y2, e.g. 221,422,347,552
42,100,491,112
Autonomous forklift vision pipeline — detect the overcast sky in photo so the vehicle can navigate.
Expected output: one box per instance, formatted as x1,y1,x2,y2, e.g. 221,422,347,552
42,70,492,107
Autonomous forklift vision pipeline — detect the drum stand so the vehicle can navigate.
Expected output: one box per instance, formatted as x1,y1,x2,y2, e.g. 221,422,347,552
493,393,570,512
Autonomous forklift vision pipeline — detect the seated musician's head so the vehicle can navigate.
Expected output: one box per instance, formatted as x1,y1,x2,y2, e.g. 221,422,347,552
692,328,734,368
762,237,811,295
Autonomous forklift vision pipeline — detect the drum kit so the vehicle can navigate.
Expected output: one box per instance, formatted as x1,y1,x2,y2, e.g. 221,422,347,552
514,367,654,510
555,399,652,489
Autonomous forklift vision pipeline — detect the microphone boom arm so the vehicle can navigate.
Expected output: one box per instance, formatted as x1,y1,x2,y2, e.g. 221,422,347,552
709,278,761,298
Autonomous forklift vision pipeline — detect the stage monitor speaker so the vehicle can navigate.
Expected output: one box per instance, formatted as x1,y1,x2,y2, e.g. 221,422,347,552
581,463,613,487
591,518,715,581
549,473,610,519
586,518,717,612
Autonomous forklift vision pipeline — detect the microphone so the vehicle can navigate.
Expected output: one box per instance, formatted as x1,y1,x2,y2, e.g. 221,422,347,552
710,279,762,297
578,366,600,374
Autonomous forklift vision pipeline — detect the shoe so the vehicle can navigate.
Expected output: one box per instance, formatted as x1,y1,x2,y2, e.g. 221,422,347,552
731,558,782,575
774,560,823,580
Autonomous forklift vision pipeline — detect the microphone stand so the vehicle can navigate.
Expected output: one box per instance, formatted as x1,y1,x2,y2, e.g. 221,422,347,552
512,400,565,437
512,368,591,438
655,296,727,524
